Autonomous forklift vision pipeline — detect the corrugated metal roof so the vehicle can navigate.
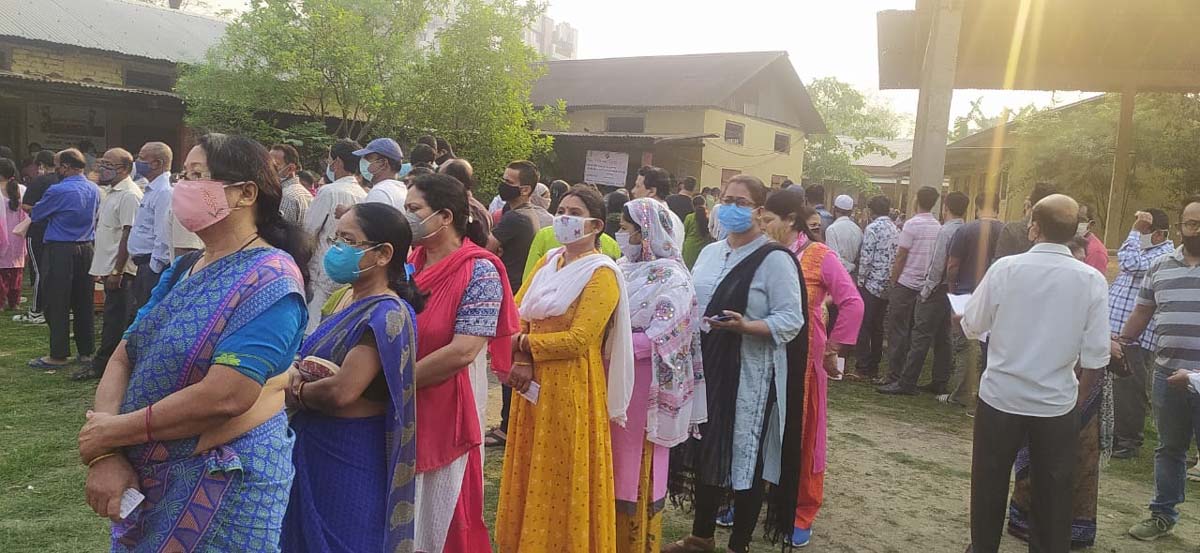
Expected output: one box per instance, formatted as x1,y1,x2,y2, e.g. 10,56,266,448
0,0,227,63
840,136,915,169
0,69,180,98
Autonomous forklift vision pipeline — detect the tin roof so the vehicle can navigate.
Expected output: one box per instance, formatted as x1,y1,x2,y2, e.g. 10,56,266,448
0,0,227,63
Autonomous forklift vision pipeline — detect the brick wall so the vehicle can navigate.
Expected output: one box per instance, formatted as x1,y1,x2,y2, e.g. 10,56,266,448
8,44,125,86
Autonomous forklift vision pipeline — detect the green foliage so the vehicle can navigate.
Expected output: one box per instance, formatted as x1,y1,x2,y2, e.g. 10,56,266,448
948,97,1040,143
802,77,908,192
1010,93,1200,231
176,0,557,197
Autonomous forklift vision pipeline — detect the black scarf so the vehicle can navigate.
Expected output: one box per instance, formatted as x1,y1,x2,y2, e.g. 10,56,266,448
668,242,810,546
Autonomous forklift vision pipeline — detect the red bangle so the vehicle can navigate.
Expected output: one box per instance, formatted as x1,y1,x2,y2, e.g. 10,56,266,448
145,403,154,443
297,381,308,410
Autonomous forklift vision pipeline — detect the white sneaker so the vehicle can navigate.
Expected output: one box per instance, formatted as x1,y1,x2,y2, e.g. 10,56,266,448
13,312,44,324
1188,463,1200,482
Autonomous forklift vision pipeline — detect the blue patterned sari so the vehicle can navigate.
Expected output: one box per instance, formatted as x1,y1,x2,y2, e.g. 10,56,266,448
281,292,418,553
114,248,306,552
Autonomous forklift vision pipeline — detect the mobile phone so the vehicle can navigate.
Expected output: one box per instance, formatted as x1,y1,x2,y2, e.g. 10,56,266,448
709,314,734,322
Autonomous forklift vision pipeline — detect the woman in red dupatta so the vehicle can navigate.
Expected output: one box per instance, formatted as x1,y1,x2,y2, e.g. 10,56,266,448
404,174,519,553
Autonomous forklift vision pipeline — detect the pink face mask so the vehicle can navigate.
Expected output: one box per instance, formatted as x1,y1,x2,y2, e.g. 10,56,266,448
172,179,238,233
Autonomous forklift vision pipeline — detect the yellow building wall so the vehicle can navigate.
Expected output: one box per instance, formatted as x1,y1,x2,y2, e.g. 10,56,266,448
9,45,125,87
557,108,706,135
699,108,806,190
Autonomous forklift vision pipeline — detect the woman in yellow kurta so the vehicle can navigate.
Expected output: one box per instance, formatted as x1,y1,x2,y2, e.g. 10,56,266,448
496,185,634,553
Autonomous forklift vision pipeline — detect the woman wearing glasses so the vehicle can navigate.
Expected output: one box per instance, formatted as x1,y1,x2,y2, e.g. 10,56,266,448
665,175,808,553
77,134,312,552
281,201,425,552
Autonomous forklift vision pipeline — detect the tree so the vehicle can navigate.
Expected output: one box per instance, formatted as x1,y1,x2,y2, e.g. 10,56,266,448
802,77,909,191
399,0,565,192
948,97,1041,142
176,0,433,143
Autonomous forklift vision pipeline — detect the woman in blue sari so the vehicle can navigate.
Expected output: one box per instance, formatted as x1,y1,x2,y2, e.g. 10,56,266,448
281,202,423,553
76,133,312,552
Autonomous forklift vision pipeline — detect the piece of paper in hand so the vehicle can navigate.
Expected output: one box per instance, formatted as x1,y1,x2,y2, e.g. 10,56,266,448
833,357,846,380
119,488,145,520
948,294,972,317
517,381,540,405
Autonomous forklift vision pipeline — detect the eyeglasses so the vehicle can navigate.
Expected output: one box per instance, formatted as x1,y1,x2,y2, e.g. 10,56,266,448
1175,221,1200,233
326,235,379,248
720,197,755,208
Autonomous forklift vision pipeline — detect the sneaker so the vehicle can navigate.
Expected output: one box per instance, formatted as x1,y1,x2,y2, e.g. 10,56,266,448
789,526,812,547
1188,463,1200,482
71,367,100,381
1128,515,1174,541
1111,447,1138,459
876,382,918,396
76,355,95,366
715,505,735,527
13,312,44,324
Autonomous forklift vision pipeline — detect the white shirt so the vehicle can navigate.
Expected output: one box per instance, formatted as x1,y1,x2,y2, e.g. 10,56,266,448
169,209,205,252
962,242,1111,417
303,175,367,289
825,215,863,275
89,178,142,276
363,179,407,210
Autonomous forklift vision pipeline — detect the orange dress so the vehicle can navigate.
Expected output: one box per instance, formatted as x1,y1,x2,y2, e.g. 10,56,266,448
495,257,620,552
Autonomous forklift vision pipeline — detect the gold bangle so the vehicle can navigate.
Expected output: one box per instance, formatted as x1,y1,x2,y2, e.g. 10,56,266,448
513,361,533,366
87,452,118,467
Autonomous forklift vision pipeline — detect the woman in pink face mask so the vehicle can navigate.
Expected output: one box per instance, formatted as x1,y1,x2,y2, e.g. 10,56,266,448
76,133,313,552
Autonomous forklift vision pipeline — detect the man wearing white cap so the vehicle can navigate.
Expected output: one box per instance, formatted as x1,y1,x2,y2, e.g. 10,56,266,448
825,194,863,276
356,138,407,209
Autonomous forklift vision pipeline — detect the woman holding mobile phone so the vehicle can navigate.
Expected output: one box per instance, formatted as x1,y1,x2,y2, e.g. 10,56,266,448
495,185,634,552
664,175,808,553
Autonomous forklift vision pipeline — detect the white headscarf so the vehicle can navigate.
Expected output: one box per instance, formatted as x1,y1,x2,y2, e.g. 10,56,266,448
618,198,707,446
520,247,634,425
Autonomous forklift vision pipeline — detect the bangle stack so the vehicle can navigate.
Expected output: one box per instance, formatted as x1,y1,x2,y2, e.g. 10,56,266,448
87,452,118,467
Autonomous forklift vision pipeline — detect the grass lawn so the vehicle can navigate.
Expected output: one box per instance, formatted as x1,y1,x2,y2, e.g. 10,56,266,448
0,285,1180,552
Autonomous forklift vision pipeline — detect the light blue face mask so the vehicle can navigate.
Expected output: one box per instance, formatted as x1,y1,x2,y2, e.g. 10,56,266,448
325,165,336,183
359,158,375,183
718,203,755,233
323,242,380,284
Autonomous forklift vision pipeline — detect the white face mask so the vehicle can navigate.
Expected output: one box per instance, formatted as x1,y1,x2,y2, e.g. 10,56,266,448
615,230,640,260
1139,232,1156,249
1076,222,1090,238
553,215,597,245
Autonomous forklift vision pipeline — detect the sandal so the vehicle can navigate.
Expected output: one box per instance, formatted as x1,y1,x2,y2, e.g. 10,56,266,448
484,428,507,447
27,357,68,370
842,372,874,383
661,535,716,553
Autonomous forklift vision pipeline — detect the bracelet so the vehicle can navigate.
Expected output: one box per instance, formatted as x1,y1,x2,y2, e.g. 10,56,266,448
145,404,154,443
87,452,118,467
297,381,308,410
513,361,533,367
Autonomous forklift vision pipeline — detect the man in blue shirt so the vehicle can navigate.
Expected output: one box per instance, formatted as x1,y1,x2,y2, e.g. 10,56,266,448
27,149,99,369
127,141,174,312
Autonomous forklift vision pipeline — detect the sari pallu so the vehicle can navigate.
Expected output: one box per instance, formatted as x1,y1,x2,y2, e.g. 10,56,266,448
281,294,419,553
409,241,518,553
1007,372,1113,548
668,243,810,544
116,249,305,553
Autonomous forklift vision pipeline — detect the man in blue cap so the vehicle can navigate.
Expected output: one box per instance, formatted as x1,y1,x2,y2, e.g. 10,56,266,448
355,138,407,210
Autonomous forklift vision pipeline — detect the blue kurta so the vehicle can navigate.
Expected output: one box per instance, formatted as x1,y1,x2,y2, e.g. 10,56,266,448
691,234,804,489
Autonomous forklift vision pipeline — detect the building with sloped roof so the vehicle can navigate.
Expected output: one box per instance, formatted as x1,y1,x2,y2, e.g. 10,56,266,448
0,0,226,165
531,51,826,190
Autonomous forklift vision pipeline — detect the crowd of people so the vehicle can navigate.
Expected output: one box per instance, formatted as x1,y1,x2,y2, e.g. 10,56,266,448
0,132,1197,553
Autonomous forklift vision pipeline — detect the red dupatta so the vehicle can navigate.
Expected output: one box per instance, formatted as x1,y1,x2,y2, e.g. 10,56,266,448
409,240,519,471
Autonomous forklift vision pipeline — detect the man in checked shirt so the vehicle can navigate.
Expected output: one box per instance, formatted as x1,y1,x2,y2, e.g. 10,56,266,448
1109,208,1175,459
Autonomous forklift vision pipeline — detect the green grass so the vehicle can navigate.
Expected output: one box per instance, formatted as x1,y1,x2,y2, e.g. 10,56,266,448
0,284,1168,552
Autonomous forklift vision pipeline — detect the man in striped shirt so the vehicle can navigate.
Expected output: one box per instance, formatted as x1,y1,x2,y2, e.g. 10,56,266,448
1120,196,1200,542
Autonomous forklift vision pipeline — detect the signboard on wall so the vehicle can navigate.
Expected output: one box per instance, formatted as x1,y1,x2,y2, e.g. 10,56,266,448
584,150,629,187
26,103,107,151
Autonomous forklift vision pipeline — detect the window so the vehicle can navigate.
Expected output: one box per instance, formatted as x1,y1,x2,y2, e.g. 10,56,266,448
124,69,174,91
606,116,645,133
0,49,9,71
771,175,788,188
773,132,790,153
720,168,740,185
724,121,744,146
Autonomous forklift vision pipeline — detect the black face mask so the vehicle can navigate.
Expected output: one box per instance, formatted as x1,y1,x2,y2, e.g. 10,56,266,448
498,182,521,202
1182,234,1200,256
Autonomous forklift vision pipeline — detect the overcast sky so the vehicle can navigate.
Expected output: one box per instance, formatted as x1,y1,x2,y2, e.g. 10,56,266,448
194,0,1096,133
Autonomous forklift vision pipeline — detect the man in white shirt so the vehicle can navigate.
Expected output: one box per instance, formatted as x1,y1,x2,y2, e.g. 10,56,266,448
629,165,684,252
81,148,142,381
127,141,173,311
303,138,367,332
356,138,407,209
960,194,1111,553
824,194,863,335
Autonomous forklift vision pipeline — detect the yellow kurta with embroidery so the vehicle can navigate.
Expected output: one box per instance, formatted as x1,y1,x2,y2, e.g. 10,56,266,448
495,256,619,553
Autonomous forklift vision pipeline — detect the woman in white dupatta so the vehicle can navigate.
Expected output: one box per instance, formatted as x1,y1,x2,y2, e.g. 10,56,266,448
496,184,633,552
612,198,706,551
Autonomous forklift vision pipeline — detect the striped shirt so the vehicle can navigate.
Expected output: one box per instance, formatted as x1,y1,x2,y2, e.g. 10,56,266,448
897,212,942,291
1137,246,1200,369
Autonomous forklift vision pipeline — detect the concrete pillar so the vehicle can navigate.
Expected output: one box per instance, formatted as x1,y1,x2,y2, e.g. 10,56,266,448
1103,90,1136,246
909,0,964,213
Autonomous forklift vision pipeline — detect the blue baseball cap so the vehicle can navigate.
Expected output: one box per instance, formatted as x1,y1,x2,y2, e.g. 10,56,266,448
353,138,404,162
